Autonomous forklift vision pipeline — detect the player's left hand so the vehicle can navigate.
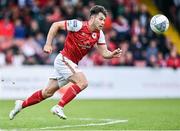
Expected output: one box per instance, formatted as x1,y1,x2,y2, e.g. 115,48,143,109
112,48,122,58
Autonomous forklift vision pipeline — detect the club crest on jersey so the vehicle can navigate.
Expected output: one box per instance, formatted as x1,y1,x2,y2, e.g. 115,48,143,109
92,33,97,39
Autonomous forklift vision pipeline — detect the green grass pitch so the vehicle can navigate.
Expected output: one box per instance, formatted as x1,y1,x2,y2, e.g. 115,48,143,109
0,99,180,130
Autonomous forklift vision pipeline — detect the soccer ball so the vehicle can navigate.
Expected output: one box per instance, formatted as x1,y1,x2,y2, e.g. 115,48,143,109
150,14,169,34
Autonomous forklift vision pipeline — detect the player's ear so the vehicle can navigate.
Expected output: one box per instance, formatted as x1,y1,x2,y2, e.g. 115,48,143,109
90,15,93,19
90,15,95,20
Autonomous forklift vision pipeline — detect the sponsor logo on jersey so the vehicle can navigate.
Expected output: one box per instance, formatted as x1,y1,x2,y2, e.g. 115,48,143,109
78,44,91,49
67,20,77,28
78,40,91,49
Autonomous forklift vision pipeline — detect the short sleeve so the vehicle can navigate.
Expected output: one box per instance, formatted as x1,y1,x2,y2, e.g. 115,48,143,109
98,30,106,45
65,19,82,32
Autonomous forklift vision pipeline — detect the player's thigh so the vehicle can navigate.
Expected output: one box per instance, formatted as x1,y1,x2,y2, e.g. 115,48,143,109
53,54,88,89
54,54,82,80
68,72,88,89
42,79,60,98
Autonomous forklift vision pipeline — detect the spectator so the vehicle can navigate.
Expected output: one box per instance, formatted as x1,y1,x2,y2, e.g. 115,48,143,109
146,40,158,62
35,32,46,48
5,48,14,65
166,49,180,69
112,15,129,41
21,36,43,65
125,51,134,66
0,17,14,39
138,4,150,28
131,19,141,36
46,6,62,23
156,51,166,67
0,0,177,67
14,19,26,39
27,19,40,37
91,50,105,66
147,54,158,67
139,26,149,49
129,35,144,60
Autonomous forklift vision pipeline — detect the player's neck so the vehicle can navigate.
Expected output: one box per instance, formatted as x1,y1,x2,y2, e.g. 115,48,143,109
88,20,96,32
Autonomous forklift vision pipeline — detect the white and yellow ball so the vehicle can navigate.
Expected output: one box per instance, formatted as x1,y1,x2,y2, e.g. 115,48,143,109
150,14,169,34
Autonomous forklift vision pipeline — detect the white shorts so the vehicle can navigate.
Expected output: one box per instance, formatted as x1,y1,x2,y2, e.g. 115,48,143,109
49,53,82,87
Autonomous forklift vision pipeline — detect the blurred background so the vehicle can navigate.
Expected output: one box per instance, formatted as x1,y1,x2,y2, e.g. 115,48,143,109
0,0,179,67
0,0,180,99
0,1,180,130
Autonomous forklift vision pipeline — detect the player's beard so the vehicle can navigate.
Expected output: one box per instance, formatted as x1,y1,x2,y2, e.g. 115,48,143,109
93,19,103,30
98,25,103,30
95,23,102,30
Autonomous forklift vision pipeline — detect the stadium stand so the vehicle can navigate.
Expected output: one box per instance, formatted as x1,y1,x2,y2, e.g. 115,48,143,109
0,0,179,68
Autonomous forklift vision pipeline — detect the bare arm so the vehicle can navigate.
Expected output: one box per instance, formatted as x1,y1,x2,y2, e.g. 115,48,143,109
95,44,122,59
43,21,66,54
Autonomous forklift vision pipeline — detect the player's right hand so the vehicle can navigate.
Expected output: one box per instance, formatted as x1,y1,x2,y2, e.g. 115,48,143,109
43,44,53,54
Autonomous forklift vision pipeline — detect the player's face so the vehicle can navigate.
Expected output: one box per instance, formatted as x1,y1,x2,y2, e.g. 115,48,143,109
94,12,106,30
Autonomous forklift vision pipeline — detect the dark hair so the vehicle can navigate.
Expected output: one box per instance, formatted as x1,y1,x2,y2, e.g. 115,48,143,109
90,5,107,17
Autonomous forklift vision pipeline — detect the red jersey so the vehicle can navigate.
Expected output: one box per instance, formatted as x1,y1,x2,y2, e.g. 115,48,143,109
61,19,106,64
166,57,180,68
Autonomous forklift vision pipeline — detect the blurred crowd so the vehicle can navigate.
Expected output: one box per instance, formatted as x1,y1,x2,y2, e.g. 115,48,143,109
0,0,180,68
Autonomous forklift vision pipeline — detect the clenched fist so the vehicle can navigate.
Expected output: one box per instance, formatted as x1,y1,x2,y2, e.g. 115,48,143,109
43,44,53,54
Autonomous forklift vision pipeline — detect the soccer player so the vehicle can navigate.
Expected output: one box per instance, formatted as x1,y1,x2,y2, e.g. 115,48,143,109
9,5,122,120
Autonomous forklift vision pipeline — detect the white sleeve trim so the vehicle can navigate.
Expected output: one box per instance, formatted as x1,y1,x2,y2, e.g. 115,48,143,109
66,19,82,32
98,30,106,44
